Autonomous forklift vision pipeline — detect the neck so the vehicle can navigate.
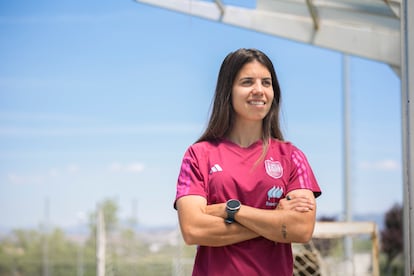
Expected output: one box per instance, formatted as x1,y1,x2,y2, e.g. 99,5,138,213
228,120,263,148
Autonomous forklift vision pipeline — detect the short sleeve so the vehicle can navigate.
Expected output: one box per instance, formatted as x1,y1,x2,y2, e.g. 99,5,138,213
174,146,208,209
288,147,321,198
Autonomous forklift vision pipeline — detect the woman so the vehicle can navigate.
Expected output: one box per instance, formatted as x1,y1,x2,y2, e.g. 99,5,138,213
174,48,321,275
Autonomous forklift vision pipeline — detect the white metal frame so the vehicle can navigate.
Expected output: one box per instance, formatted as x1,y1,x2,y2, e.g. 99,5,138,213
400,0,413,274
136,0,400,68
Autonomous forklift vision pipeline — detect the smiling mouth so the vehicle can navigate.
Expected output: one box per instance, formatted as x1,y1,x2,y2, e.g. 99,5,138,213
248,100,266,106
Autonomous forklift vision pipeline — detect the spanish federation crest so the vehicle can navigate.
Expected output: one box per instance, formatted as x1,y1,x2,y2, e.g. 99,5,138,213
265,159,283,179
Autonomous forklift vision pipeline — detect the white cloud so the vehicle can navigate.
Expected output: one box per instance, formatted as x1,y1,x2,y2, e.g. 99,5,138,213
125,163,145,173
7,173,25,185
108,162,145,174
76,211,87,222
66,164,80,174
48,168,60,177
7,173,44,185
0,124,202,137
108,162,123,173
0,110,98,124
6,163,81,185
359,159,400,171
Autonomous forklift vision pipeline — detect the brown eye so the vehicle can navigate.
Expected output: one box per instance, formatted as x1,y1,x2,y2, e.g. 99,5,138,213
262,79,272,87
241,79,253,86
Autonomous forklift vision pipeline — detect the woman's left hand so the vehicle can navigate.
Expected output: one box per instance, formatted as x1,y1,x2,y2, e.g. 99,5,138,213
276,194,314,212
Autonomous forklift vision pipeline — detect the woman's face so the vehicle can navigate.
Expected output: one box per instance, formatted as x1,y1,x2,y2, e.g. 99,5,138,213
231,60,274,123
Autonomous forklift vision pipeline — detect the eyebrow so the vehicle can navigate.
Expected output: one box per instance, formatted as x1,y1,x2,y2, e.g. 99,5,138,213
239,76,272,81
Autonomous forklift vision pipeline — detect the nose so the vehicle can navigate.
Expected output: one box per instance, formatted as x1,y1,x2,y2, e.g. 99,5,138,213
252,81,264,95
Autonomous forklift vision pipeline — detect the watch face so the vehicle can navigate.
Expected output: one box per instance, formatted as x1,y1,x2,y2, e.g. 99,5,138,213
227,199,241,210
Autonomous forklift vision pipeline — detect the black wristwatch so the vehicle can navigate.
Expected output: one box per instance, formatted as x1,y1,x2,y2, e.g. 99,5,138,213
225,199,241,224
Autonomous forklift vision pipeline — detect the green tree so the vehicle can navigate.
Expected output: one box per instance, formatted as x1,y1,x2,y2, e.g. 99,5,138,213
0,229,43,275
47,228,78,275
0,228,85,275
88,198,119,235
380,203,403,275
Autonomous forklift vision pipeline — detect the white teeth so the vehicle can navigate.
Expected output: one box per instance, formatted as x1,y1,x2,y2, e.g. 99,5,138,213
249,101,265,105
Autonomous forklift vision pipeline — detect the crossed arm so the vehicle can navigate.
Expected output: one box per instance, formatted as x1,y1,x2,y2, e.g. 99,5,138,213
176,189,317,247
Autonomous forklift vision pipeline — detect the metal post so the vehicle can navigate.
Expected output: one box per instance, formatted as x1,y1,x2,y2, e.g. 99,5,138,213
96,207,106,276
342,54,354,274
401,0,414,274
42,197,50,276
77,213,85,276
77,242,84,276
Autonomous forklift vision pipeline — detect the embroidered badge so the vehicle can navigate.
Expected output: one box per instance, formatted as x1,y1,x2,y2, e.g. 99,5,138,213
265,159,283,179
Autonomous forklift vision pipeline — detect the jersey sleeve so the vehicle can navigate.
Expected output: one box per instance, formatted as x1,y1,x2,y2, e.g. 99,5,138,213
174,146,208,209
288,147,321,198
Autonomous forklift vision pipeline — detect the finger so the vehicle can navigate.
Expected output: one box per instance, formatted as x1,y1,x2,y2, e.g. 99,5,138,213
295,206,311,212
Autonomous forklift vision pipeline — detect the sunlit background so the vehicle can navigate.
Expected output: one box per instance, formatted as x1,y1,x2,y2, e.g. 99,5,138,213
0,0,403,274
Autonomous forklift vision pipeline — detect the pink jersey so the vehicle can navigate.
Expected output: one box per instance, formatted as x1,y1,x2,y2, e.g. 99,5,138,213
175,138,321,276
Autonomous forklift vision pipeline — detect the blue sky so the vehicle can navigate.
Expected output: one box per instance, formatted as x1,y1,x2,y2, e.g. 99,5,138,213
0,0,402,229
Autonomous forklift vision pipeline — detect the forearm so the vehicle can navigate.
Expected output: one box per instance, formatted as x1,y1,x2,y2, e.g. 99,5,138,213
205,193,317,243
178,206,259,247
235,205,316,243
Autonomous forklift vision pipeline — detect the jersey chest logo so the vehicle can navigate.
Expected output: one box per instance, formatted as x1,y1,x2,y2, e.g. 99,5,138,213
266,186,283,207
265,159,283,179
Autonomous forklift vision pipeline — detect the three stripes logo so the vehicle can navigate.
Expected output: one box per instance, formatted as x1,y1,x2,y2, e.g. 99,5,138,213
209,164,223,174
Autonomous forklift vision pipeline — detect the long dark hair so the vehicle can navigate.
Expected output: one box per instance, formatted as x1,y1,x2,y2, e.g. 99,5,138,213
197,48,284,144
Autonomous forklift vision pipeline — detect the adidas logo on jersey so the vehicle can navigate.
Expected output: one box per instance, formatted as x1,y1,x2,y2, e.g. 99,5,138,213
209,164,223,174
